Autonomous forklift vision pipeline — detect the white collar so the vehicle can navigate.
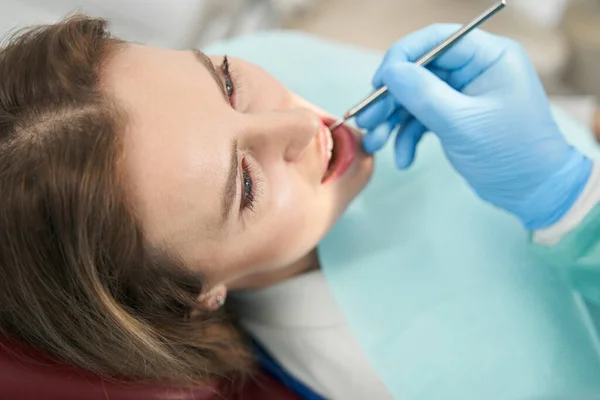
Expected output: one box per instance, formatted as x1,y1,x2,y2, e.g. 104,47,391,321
230,270,348,328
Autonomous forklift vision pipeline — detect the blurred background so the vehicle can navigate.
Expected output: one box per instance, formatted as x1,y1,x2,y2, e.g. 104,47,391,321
1,0,600,101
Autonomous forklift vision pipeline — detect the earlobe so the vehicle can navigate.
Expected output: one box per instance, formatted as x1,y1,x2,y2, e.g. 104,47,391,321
216,294,226,308
196,284,228,312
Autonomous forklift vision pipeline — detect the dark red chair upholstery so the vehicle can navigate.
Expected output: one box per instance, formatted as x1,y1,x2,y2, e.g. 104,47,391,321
0,336,301,400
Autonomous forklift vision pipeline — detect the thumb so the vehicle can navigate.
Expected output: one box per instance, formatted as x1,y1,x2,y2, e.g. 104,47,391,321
380,62,466,133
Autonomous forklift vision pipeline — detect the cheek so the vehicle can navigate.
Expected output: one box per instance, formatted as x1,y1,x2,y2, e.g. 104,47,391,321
233,181,324,271
254,214,321,270
267,179,329,250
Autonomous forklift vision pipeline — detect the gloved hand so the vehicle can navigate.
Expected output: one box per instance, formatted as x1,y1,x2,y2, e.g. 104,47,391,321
356,24,593,230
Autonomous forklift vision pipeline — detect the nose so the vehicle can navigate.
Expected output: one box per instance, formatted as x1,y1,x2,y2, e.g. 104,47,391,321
244,108,321,163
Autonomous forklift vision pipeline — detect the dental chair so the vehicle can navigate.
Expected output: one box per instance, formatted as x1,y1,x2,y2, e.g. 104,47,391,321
0,335,302,400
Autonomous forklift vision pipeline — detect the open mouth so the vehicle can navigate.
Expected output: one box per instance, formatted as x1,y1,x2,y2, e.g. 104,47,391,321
321,117,357,183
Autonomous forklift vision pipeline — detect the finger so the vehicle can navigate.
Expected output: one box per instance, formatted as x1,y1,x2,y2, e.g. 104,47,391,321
380,62,467,134
374,24,509,90
355,95,396,130
372,62,451,94
362,109,406,153
382,24,507,70
358,66,448,131
394,118,427,169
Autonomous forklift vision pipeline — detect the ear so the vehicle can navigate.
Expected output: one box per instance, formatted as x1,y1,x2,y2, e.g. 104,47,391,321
195,284,228,312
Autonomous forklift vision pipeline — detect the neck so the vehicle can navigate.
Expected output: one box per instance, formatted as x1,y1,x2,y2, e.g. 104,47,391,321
227,250,320,290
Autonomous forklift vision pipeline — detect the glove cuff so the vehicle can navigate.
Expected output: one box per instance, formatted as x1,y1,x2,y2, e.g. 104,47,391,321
519,149,593,231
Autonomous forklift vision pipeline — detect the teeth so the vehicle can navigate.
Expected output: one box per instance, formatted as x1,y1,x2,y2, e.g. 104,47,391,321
326,128,334,162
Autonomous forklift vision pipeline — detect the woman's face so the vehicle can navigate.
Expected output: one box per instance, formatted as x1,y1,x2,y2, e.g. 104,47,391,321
102,44,373,288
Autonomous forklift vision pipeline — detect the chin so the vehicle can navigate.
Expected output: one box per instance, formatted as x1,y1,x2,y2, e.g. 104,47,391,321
334,159,373,221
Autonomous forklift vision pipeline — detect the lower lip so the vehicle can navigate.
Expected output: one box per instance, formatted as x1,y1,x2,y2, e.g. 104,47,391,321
321,117,357,184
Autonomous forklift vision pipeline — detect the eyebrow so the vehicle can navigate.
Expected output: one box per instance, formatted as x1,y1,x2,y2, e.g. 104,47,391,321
191,49,239,226
191,49,228,102
221,139,239,224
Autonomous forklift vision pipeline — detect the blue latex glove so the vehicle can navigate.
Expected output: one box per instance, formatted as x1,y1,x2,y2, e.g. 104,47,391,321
356,24,593,230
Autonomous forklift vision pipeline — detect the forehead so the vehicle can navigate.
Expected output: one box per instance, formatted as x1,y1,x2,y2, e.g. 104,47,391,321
101,44,236,243
102,44,217,109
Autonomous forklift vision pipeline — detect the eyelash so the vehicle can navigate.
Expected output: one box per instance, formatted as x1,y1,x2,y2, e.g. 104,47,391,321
221,55,242,107
221,56,258,213
241,158,259,212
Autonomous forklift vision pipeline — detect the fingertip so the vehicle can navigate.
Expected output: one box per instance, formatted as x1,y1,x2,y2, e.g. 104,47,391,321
394,119,426,169
394,141,415,169
395,155,413,170
362,136,383,154
361,134,377,154
372,68,385,89
362,123,392,153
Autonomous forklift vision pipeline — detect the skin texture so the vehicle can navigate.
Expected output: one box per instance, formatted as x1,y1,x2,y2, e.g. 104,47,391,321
101,44,373,296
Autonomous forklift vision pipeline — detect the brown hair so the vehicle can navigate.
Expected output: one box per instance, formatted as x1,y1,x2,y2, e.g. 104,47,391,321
0,15,252,387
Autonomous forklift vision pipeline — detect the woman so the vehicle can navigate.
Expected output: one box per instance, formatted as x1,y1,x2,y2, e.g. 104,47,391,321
2,14,600,400
0,14,378,398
